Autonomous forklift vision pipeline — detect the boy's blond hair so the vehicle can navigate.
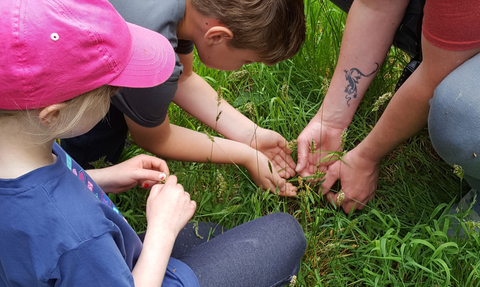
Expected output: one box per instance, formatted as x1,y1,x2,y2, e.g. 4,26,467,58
190,0,306,65
0,86,118,142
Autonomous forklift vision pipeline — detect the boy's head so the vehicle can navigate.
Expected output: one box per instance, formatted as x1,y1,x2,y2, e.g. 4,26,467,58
0,0,175,111
189,0,305,69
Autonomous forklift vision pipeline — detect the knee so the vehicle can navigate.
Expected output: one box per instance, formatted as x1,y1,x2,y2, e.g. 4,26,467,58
268,213,307,253
428,77,455,150
428,66,480,173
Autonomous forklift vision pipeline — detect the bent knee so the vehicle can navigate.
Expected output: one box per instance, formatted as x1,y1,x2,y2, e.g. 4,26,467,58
428,64,480,173
268,213,307,251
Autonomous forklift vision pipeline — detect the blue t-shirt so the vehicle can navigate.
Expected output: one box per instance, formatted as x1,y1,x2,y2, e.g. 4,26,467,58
0,143,199,287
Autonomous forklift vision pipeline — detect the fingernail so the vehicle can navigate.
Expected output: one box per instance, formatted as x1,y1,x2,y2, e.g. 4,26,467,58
142,183,149,188
159,173,166,181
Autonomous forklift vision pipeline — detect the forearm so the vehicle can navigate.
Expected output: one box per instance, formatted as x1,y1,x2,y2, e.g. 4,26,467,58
355,68,431,163
320,0,409,128
84,169,103,185
174,71,258,145
85,168,117,192
356,35,480,163
133,122,255,167
132,228,175,287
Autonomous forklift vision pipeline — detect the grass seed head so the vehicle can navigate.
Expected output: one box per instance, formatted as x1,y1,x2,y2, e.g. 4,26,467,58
216,86,223,107
310,139,316,155
243,102,256,119
289,275,297,287
227,70,249,81
216,172,228,198
453,164,464,180
287,139,297,151
281,78,289,101
372,92,393,112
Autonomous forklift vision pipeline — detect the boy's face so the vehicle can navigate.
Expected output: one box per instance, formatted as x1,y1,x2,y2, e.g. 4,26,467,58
196,44,261,71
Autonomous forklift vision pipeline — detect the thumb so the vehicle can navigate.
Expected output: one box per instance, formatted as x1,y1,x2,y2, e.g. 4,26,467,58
295,139,310,172
320,161,341,195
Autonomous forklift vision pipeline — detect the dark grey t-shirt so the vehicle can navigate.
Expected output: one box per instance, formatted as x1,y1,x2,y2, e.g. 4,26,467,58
109,0,194,127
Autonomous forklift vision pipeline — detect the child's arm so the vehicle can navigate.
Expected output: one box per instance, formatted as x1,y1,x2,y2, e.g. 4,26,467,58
86,155,169,194
132,176,196,286
126,115,297,196
173,52,296,178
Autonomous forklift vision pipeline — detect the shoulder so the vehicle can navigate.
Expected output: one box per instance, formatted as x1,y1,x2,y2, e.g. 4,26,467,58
108,0,185,43
0,182,128,285
49,233,136,286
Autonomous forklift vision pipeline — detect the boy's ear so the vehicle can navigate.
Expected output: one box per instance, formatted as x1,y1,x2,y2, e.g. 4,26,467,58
204,26,233,46
38,103,67,127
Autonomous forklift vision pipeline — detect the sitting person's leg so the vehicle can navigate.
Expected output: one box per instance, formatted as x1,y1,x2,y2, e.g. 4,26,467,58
170,222,226,258
138,222,226,258
176,213,306,287
428,52,480,226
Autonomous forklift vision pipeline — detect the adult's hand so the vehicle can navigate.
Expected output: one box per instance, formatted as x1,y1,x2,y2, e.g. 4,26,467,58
296,114,345,178
320,148,380,213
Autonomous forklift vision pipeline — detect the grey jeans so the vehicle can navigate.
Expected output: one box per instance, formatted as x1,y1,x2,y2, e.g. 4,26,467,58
429,52,480,190
171,213,306,287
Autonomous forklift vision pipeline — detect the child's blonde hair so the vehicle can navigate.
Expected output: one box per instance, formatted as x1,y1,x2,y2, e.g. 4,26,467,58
0,85,119,142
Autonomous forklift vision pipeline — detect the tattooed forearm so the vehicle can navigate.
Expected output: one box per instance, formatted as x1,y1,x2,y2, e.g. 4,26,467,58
344,62,379,107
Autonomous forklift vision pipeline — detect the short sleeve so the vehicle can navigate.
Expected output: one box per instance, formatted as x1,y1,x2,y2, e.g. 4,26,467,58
176,40,194,55
50,234,134,287
111,79,178,127
422,0,480,51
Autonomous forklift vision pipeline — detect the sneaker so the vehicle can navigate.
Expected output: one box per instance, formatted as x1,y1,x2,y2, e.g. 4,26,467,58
447,189,480,236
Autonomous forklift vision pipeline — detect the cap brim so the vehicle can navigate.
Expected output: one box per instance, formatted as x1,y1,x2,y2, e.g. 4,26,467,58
109,22,175,88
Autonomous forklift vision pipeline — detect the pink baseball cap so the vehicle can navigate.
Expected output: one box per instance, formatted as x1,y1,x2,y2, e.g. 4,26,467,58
0,0,175,110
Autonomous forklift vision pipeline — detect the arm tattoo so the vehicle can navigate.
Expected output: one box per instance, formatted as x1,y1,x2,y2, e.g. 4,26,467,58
344,62,379,107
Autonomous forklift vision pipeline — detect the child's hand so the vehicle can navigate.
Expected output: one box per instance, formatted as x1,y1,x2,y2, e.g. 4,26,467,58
86,154,169,194
247,127,296,178
134,176,196,285
146,176,196,236
245,151,297,196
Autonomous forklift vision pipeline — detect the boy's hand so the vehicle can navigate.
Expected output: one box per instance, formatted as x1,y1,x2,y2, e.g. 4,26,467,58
245,151,297,196
146,176,196,236
247,127,296,178
86,154,169,194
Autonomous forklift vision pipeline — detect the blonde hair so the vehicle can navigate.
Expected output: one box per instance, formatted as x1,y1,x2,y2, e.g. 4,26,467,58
0,85,119,142
190,0,306,65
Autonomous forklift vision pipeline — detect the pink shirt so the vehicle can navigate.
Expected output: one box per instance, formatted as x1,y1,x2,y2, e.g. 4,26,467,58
423,0,480,51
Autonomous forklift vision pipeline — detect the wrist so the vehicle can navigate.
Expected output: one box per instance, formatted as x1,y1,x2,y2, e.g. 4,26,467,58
238,145,260,172
144,222,178,246
314,105,352,130
233,124,263,148
354,139,384,164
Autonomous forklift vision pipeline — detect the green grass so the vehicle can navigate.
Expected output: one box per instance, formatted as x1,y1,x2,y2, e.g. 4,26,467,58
109,0,480,285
